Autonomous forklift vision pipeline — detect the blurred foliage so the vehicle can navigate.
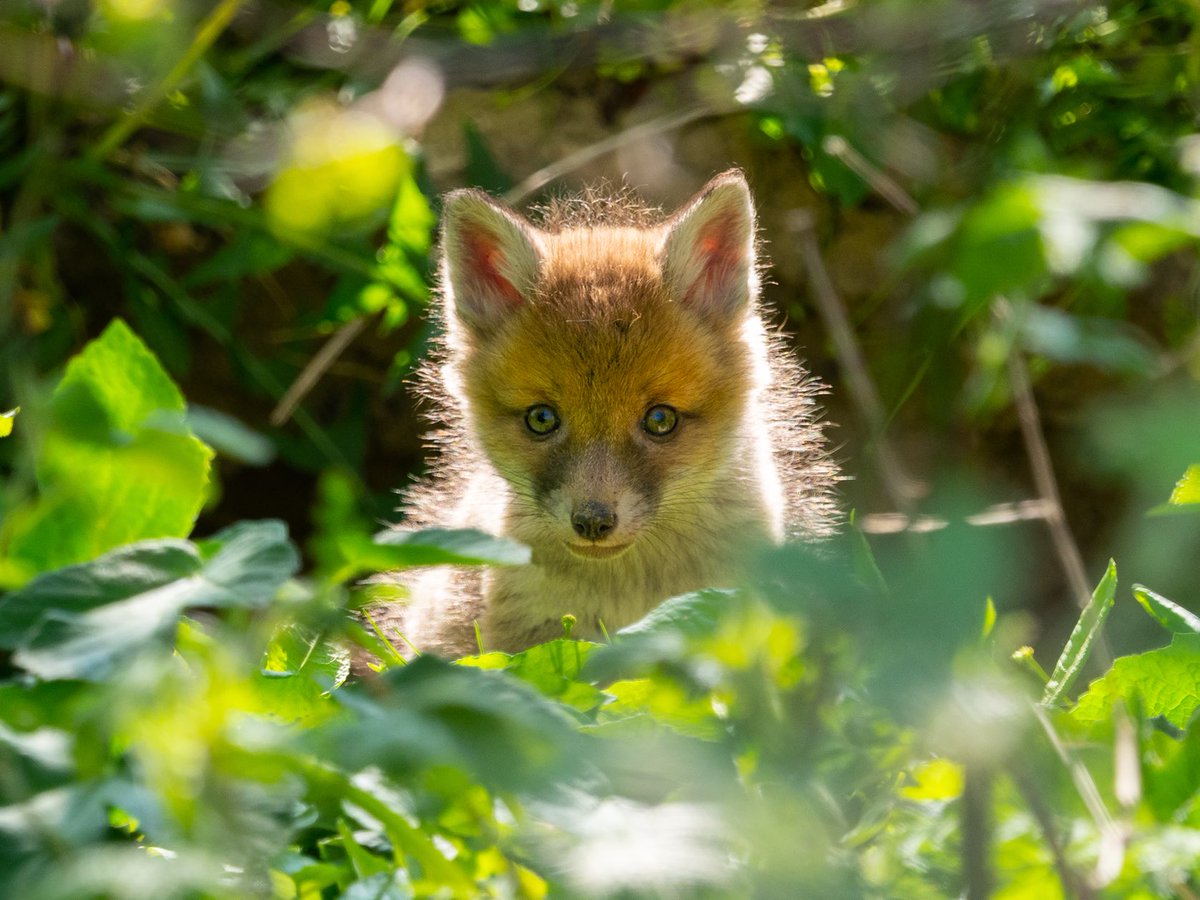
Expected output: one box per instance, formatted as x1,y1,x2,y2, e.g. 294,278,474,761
1,0,1200,896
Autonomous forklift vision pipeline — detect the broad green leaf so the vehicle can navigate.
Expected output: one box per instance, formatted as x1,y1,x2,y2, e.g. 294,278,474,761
1072,633,1200,731
0,320,213,577
336,820,393,882
311,655,585,794
586,590,742,682
255,624,350,723
598,678,720,740
953,183,1046,309
617,589,737,640
310,469,528,583
1144,718,1200,821
1042,560,1117,706
1134,584,1200,633
0,521,298,680
458,640,604,711
1169,464,1200,506
1017,306,1155,376
0,724,74,800
373,528,531,567
342,871,412,900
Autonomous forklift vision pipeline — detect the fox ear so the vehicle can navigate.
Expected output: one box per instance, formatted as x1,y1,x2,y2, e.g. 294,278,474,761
441,190,543,332
660,170,757,320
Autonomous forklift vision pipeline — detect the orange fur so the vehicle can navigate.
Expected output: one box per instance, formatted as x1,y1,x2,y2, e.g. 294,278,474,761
373,171,839,656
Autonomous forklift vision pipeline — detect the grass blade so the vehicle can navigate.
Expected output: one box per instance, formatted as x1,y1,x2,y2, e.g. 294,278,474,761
1133,583,1200,633
1042,560,1117,706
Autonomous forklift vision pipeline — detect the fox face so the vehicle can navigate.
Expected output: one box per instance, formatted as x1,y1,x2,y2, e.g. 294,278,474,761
436,172,781,564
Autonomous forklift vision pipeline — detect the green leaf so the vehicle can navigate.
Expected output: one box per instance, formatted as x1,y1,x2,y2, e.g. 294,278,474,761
1072,633,1200,731
0,320,213,578
0,723,74,800
585,590,741,683
1169,464,1200,506
1017,306,1155,376
458,639,605,711
1134,584,1200,634
311,655,586,794
255,624,350,723
186,405,275,466
1144,718,1200,821
372,528,531,567
617,589,736,641
0,521,298,680
1042,560,1117,706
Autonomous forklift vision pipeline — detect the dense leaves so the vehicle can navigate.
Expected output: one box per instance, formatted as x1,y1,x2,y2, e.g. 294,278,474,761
1,0,1199,897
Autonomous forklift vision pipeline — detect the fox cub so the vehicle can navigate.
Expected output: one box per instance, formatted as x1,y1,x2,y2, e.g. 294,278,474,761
380,170,838,656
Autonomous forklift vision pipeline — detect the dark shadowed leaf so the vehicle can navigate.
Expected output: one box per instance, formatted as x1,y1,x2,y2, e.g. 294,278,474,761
310,655,586,794
0,521,298,679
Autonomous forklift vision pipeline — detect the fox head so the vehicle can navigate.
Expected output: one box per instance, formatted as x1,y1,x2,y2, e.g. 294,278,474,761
435,171,783,562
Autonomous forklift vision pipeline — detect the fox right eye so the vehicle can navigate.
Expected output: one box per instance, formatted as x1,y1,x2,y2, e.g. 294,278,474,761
524,404,560,435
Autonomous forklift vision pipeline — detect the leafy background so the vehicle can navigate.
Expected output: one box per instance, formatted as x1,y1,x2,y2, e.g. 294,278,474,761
1,0,1200,896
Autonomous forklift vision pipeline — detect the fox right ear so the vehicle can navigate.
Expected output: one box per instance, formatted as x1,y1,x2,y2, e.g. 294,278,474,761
441,190,543,332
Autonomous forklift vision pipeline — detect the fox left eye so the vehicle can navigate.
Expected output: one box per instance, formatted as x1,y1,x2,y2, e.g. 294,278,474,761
525,404,560,435
642,405,678,436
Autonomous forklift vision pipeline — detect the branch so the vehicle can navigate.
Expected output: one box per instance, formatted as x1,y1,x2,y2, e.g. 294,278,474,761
790,211,919,515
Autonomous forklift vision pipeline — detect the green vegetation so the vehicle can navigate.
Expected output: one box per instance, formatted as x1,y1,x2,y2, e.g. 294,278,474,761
2,0,1200,896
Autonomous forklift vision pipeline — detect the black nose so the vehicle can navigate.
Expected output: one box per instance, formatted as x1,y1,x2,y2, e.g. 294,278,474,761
572,500,617,541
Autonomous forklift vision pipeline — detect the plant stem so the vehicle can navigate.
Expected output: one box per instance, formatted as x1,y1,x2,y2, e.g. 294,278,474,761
89,0,246,162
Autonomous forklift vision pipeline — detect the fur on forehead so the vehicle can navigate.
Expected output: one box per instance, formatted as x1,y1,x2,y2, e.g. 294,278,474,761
440,170,759,333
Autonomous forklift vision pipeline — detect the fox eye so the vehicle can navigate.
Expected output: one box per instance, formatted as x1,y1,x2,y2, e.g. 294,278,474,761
524,404,560,435
642,405,678,436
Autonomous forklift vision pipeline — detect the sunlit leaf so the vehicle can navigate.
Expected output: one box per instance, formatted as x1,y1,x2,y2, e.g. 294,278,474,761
0,320,212,578
899,758,965,802
0,521,298,680
1043,560,1117,706
1072,633,1200,731
1134,584,1200,633
1169,464,1200,506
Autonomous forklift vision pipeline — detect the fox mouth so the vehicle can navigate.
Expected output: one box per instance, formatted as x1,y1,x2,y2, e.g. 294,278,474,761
566,542,632,560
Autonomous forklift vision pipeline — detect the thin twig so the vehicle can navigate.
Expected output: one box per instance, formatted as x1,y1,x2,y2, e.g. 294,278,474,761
962,764,993,900
270,316,370,427
997,301,1102,635
1032,703,1126,890
790,211,919,514
1009,762,1092,900
823,135,919,216
503,106,719,204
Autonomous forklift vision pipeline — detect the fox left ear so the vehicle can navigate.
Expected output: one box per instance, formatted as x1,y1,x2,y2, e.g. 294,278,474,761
440,189,544,334
660,170,757,320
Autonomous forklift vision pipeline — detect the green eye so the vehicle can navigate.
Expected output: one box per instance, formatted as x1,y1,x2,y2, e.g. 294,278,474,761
642,405,678,436
524,404,560,435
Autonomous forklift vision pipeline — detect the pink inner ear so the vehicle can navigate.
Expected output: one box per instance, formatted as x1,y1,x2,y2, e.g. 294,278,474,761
465,230,524,308
687,220,743,303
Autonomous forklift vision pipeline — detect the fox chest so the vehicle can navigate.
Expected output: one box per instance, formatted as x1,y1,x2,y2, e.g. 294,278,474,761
480,555,727,651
